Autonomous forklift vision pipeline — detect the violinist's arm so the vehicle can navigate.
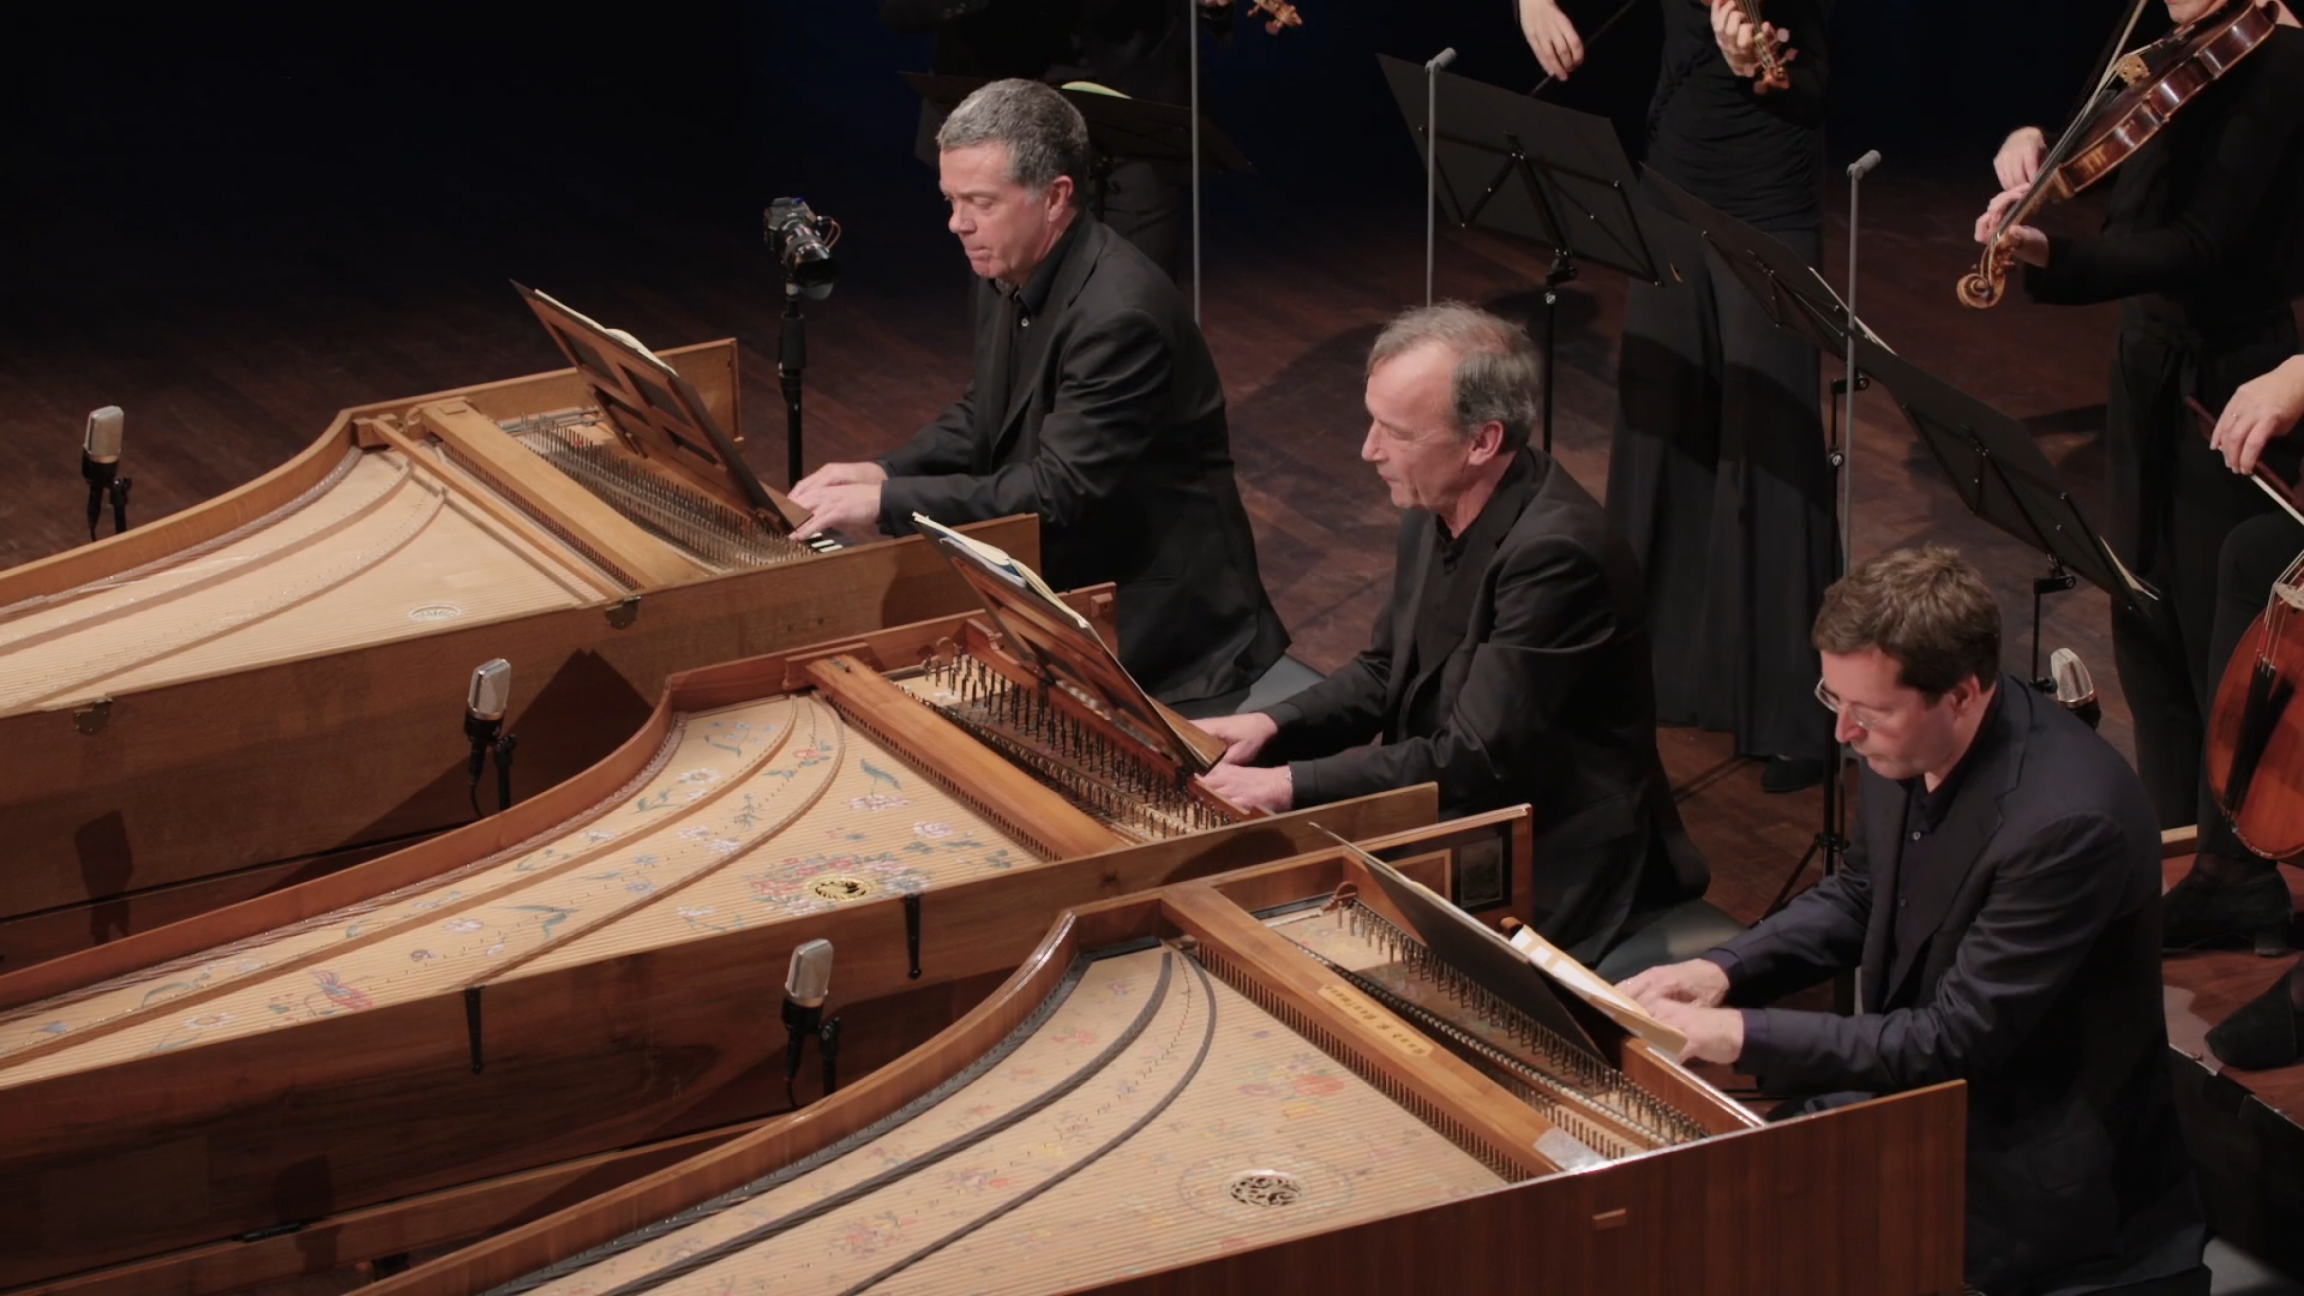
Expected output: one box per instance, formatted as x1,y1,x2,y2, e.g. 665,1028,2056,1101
2025,39,2304,304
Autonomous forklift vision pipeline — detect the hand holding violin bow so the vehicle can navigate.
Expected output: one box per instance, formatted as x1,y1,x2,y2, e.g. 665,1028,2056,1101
1711,0,1794,93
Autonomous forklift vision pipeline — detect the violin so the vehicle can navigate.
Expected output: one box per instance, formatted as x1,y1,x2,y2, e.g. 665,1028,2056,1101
1958,0,2280,309
1248,0,1303,32
2194,398,2304,858
1726,0,1793,94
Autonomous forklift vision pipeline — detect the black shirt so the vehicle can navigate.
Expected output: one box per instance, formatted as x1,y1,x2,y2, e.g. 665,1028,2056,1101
1883,686,2008,1007
2025,25,2304,330
986,216,1085,454
1643,0,1832,233
1404,451,1534,738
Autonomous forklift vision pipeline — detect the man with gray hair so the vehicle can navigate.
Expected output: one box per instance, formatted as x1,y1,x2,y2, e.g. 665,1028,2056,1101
1198,303,1708,962
791,78,1286,707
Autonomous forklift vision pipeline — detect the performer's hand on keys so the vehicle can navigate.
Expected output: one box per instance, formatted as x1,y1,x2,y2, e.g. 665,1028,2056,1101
1198,760,1293,813
1644,999,1745,1065
1195,712,1280,765
791,460,888,499
1616,957,1731,1011
1517,0,1586,80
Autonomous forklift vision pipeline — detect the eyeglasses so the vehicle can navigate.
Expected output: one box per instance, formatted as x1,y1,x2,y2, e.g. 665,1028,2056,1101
1814,678,1893,730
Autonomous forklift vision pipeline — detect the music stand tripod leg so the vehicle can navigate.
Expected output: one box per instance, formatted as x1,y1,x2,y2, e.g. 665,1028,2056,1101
1541,251,1576,456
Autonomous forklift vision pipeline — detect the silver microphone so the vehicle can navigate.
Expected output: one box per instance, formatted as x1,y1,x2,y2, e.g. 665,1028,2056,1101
783,939,834,1092
785,939,833,1009
83,407,124,464
82,407,127,540
466,659,513,724
1847,149,1883,180
465,659,513,794
1425,47,1458,72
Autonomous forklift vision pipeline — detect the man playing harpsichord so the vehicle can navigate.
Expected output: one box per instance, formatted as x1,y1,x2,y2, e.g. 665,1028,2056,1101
790,78,1287,711
1196,304,1708,964
1622,547,2202,1294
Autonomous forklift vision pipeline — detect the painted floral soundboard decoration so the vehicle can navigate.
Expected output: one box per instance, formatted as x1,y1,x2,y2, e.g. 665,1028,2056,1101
0,696,1034,1085
503,945,1503,1296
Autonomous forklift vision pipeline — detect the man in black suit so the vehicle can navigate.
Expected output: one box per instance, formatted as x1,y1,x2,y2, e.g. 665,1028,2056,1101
1197,304,1708,962
790,78,1287,708
1622,547,2204,1295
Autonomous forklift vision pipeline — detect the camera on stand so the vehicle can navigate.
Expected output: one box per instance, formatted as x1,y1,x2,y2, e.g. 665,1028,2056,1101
764,198,839,301
763,197,841,492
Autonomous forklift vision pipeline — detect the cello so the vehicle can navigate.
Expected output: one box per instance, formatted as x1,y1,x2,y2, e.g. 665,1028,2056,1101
1958,0,2282,309
2197,399,2304,858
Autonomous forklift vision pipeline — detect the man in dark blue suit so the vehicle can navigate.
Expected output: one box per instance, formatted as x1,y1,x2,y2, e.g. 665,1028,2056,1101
1622,547,2204,1295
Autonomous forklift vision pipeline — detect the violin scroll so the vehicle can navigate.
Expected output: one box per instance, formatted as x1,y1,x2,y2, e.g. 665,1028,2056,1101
1956,267,2005,311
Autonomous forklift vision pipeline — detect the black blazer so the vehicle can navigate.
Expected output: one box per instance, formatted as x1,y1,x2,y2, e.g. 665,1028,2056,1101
1712,679,2199,1293
876,215,1288,704
1263,449,1709,962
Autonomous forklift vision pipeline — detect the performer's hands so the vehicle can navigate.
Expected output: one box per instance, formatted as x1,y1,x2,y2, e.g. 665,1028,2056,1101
1195,712,1280,765
790,461,889,541
1645,1001,1745,1065
1973,187,2050,268
1711,0,1795,85
1518,0,1586,81
2212,355,2304,475
1199,761,1294,813
792,460,888,494
1995,126,2048,191
1616,956,1731,1011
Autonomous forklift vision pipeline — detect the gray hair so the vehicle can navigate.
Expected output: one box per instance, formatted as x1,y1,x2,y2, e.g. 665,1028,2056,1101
936,79,1090,198
1367,302,1543,452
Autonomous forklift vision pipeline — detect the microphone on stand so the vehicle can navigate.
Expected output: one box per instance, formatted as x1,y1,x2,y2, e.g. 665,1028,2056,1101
783,939,833,1106
81,407,126,541
2050,647,2102,731
1847,149,1884,180
465,660,512,816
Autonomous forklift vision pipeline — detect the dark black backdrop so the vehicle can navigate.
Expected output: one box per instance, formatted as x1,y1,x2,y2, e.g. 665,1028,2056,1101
2,1,2145,293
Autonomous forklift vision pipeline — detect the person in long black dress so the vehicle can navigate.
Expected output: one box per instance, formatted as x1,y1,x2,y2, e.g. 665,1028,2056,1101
1975,0,2304,829
1518,0,1838,794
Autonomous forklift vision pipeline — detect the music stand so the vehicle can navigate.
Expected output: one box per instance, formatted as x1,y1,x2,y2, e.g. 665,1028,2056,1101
1854,336,2164,651
1377,54,1666,454
900,73,1253,219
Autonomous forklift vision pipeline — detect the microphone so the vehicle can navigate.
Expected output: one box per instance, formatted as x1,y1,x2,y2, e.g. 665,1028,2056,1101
783,939,833,1101
1425,46,1458,72
2049,647,2102,731
1847,149,1883,181
465,659,512,814
81,407,125,541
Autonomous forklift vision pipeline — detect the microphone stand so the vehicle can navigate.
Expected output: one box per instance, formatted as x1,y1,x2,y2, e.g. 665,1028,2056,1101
1424,48,1458,306
1770,150,1880,948
778,282,808,489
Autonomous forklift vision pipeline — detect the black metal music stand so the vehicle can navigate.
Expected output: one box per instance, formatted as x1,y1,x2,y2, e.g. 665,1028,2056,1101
900,73,1254,220
1853,335,2165,646
1641,171,1884,357
1376,54,1666,454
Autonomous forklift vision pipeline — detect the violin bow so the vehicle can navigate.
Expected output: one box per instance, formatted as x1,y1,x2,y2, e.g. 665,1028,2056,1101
2188,396,2304,527
1529,0,1643,96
